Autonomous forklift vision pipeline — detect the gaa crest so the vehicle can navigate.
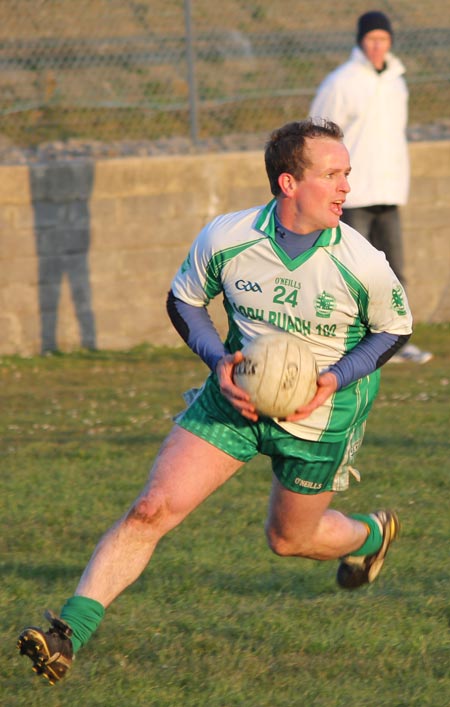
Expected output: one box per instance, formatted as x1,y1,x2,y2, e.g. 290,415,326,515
391,285,407,316
314,291,336,319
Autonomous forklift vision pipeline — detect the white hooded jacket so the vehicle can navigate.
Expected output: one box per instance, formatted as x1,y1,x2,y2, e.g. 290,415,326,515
310,46,409,208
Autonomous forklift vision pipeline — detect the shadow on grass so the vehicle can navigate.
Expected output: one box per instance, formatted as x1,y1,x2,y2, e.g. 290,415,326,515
134,557,337,601
2,561,84,583
200,565,337,600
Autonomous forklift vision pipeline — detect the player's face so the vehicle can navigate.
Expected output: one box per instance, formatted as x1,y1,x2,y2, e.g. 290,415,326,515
361,30,391,70
291,138,351,232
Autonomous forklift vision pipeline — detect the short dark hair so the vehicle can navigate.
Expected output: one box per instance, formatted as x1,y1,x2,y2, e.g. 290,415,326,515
264,118,344,196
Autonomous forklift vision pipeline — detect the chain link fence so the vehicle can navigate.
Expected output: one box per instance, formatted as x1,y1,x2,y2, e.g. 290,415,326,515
0,0,449,156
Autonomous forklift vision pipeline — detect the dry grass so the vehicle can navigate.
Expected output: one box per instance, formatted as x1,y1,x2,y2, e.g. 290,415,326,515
0,1,448,147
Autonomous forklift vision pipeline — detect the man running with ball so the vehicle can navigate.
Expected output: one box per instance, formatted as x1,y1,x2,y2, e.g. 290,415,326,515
18,118,412,685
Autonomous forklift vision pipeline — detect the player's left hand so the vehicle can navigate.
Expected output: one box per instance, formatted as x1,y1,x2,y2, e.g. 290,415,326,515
284,371,338,421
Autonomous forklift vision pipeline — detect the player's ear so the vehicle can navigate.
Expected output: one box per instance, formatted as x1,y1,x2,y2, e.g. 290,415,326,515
278,172,297,197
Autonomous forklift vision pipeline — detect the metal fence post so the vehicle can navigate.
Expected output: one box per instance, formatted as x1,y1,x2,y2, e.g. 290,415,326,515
0,7,448,146
184,0,199,144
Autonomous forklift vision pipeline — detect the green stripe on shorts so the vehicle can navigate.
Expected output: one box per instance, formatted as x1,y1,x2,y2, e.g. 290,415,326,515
176,374,365,494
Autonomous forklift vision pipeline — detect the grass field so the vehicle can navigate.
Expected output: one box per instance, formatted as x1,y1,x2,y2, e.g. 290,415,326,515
1,323,449,706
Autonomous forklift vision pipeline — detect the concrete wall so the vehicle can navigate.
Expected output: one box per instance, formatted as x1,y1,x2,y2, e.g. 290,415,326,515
1,142,449,356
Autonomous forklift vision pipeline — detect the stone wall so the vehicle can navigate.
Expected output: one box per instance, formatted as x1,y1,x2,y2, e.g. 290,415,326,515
1,142,449,356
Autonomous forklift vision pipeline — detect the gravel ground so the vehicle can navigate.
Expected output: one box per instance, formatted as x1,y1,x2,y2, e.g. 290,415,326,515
0,121,449,165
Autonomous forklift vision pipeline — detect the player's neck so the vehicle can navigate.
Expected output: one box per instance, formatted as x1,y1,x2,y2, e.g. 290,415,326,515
275,207,319,238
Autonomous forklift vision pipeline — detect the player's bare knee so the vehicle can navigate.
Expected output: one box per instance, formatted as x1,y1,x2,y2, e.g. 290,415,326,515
266,525,312,557
266,526,295,557
125,493,168,530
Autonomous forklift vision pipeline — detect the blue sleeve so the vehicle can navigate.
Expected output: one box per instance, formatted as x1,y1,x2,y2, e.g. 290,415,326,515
166,290,226,371
167,290,411,386
328,331,411,389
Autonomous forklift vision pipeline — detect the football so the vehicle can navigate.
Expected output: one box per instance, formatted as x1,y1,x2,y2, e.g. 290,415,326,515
233,332,318,418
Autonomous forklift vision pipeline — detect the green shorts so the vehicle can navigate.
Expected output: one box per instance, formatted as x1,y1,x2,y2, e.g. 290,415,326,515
175,375,365,495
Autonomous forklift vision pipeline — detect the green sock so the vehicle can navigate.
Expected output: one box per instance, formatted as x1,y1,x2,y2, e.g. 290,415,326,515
350,513,383,556
60,595,105,654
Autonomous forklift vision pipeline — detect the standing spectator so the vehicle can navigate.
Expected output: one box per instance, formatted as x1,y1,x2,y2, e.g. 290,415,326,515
310,10,432,363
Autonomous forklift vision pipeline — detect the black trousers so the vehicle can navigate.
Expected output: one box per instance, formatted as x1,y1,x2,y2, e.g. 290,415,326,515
341,205,405,287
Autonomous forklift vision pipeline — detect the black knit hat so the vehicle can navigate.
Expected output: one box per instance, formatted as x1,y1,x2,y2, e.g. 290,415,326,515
357,11,393,45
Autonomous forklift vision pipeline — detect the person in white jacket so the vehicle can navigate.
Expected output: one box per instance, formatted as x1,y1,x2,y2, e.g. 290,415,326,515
310,10,432,364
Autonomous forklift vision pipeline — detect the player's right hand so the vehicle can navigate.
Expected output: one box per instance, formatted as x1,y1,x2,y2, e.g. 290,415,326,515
216,351,258,422
285,370,338,421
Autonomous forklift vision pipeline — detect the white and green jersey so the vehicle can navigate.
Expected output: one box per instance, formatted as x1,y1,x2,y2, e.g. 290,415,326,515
171,200,412,442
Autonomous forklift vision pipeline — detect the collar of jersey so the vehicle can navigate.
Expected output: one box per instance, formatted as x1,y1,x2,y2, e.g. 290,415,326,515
255,199,342,249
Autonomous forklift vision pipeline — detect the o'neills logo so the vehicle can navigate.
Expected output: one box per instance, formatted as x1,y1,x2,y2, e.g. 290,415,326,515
295,478,322,490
